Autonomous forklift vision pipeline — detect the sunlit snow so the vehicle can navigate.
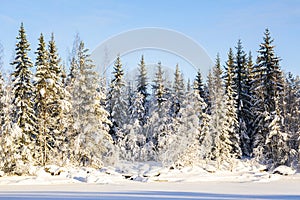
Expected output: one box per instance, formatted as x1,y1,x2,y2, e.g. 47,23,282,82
0,160,299,199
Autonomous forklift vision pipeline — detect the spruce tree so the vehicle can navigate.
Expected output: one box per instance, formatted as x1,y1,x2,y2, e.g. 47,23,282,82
33,33,70,166
233,40,252,157
171,64,185,117
33,33,69,166
34,33,52,166
224,48,235,92
257,29,283,112
194,70,205,99
47,33,71,165
251,29,286,165
10,23,37,174
107,56,128,141
233,40,247,109
136,55,148,125
152,62,166,114
173,64,185,100
205,70,213,114
243,51,254,156
224,54,242,158
208,55,233,168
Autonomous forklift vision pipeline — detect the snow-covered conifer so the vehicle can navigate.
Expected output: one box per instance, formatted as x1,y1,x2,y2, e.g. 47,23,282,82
174,89,207,167
251,29,285,165
107,56,128,141
224,52,242,158
34,33,53,166
71,41,113,167
171,64,185,117
232,41,253,157
264,96,289,168
10,23,37,174
136,55,149,125
0,81,27,174
47,34,71,165
194,70,205,99
151,62,166,112
208,55,233,168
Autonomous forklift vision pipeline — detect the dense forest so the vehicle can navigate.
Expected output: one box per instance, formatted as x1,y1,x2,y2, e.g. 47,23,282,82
0,23,299,175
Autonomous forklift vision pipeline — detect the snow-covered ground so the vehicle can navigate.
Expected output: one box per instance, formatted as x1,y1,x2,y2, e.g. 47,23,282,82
0,160,299,199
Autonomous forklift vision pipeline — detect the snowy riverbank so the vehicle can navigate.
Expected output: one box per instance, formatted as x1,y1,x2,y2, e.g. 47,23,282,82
0,179,300,199
0,160,298,185
0,160,300,199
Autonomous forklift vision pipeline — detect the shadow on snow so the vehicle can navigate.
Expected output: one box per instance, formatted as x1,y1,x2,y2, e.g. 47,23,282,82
0,191,299,200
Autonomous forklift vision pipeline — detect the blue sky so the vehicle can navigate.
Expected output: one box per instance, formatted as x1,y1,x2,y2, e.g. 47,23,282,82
0,0,300,78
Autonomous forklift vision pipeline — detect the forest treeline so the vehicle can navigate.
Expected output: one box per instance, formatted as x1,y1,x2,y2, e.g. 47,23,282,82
0,23,299,175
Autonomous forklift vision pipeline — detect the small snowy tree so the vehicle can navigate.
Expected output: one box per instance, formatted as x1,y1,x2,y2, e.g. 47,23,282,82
171,64,185,117
173,91,204,167
194,70,205,99
265,97,289,168
151,62,166,113
283,73,300,166
0,80,26,174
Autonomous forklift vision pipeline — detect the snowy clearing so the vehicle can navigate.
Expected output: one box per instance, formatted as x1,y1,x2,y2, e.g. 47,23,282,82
0,161,300,199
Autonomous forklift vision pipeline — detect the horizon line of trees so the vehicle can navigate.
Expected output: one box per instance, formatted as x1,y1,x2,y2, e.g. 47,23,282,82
0,23,299,175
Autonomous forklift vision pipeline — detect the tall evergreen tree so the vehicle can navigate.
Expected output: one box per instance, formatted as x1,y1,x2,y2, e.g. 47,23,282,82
71,41,113,167
239,51,255,156
47,33,71,165
233,40,247,108
34,33,52,166
208,55,233,168
107,56,128,141
224,55,242,158
251,29,286,166
205,70,213,114
136,55,148,125
9,23,37,174
233,40,252,157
